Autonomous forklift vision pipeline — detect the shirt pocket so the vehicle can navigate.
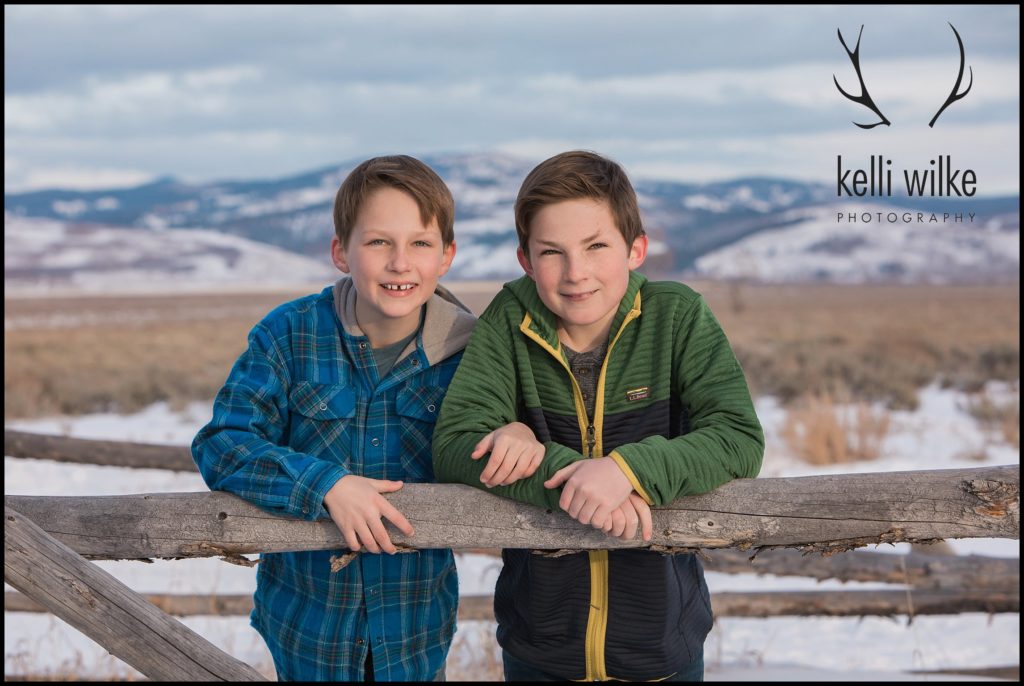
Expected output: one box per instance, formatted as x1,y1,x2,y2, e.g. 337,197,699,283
287,380,357,463
394,384,447,481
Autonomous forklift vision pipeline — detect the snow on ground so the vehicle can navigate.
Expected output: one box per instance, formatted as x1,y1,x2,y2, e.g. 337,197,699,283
4,383,1019,680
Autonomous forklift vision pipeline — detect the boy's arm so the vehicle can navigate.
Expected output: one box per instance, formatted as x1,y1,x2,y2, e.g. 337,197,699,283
433,316,585,510
191,323,350,521
609,296,765,507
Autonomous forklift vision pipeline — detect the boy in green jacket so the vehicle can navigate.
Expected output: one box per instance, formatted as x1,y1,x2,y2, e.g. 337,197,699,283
432,150,764,681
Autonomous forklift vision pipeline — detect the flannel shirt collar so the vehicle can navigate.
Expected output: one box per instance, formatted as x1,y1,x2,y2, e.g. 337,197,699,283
331,277,475,366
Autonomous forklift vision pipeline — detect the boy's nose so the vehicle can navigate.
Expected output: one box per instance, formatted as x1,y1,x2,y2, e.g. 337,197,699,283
388,247,410,271
563,254,587,282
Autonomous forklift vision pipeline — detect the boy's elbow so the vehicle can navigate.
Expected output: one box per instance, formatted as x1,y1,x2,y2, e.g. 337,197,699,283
738,426,765,479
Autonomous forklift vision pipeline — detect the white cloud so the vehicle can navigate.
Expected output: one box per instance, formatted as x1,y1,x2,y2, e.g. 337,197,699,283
4,163,156,193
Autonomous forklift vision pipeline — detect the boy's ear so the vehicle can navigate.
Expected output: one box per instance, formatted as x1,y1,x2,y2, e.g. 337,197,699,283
438,240,457,277
628,235,649,270
331,236,350,273
516,246,536,280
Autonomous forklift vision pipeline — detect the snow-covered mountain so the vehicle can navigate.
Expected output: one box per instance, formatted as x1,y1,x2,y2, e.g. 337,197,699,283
4,152,1019,285
4,213,336,296
694,202,1020,284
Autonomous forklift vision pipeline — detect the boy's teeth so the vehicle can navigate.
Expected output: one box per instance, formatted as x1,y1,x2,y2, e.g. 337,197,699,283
383,284,415,291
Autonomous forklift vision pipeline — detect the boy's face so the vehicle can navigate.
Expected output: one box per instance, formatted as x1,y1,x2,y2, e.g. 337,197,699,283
332,186,455,337
517,198,647,347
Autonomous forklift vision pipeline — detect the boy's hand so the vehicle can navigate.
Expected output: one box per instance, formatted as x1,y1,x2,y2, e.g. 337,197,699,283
323,475,414,555
543,456,633,528
472,422,546,487
599,493,653,542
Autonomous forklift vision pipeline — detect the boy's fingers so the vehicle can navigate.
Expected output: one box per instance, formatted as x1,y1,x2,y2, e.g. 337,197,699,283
589,505,612,530
480,448,506,485
368,519,396,555
620,508,637,540
354,522,379,554
490,445,521,486
576,500,598,525
471,432,495,460
612,510,627,538
559,482,578,513
633,496,653,542
544,461,580,489
381,501,415,537
373,479,404,493
340,525,361,553
523,448,544,478
501,448,535,485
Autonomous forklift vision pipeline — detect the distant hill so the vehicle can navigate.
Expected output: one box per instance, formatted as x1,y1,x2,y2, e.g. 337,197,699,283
3,213,336,296
4,151,1018,285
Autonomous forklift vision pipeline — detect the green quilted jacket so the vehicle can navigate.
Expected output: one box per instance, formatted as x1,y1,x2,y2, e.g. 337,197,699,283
432,271,764,681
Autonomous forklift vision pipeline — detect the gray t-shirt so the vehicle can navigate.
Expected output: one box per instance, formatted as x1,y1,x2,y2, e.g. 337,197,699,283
372,329,418,378
562,338,609,422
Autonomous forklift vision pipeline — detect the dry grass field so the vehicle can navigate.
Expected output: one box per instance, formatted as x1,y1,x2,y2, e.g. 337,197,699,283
4,280,1019,421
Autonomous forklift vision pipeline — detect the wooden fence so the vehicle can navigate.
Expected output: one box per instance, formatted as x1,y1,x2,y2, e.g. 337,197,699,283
4,430,1020,681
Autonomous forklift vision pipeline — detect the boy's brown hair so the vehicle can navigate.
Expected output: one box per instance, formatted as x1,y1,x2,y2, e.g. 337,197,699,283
514,150,645,252
333,155,455,247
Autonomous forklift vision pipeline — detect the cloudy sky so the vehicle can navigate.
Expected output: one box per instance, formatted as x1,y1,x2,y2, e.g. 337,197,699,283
4,5,1019,194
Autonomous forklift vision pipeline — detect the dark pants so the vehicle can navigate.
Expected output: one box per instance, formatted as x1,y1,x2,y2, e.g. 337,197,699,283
502,649,704,682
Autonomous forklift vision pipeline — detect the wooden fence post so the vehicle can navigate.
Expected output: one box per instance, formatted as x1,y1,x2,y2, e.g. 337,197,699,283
4,506,267,681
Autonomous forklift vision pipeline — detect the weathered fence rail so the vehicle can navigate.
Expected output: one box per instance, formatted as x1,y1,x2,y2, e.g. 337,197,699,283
5,430,196,472
9,586,1017,620
4,506,266,681
468,546,1021,591
5,465,1018,559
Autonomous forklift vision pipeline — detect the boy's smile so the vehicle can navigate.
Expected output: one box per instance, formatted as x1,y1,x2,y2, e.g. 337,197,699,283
518,198,647,352
332,186,455,346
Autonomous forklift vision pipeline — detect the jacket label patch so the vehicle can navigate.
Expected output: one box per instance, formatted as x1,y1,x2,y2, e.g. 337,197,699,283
626,387,649,402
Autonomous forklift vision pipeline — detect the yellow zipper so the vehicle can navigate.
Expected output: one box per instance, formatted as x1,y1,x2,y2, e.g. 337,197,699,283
519,293,642,682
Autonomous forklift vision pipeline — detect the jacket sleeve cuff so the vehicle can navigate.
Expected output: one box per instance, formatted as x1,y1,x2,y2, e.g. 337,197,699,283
608,450,653,505
294,461,351,520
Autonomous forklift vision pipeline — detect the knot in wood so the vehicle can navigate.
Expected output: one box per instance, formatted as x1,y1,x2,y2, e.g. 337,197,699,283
963,478,1020,521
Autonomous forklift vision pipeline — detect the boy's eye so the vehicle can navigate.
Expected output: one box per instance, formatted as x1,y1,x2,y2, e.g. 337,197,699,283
589,242,608,250
413,240,432,248
539,249,561,256
368,238,388,246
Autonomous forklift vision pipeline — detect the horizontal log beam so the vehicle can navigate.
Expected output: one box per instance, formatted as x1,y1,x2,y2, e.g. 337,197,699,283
710,588,1018,618
4,466,1017,559
464,547,1020,591
9,588,1016,620
3,506,265,681
702,548,1020,591
4,430,196,472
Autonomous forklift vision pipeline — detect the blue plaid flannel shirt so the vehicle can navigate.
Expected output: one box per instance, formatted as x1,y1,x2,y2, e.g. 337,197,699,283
192,282,471,681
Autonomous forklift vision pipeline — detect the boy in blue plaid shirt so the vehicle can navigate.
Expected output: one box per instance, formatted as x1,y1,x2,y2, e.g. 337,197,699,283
192,155,476,681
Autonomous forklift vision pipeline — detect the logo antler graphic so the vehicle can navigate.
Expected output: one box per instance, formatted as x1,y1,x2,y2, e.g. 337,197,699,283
929,22,973,128
833,25,891,129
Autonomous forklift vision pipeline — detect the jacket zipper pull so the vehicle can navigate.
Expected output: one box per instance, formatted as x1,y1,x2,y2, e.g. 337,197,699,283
586,424,596,458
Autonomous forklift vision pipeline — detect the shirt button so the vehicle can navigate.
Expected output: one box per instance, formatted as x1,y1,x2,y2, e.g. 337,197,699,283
583,393,589,401
359,342,367,350
580,368,588,375
371,589,378,595
371,437,380,447
412,358,420,365
376,637,383,644
319,401,328,410
427,404,436,412
356,638,365,645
